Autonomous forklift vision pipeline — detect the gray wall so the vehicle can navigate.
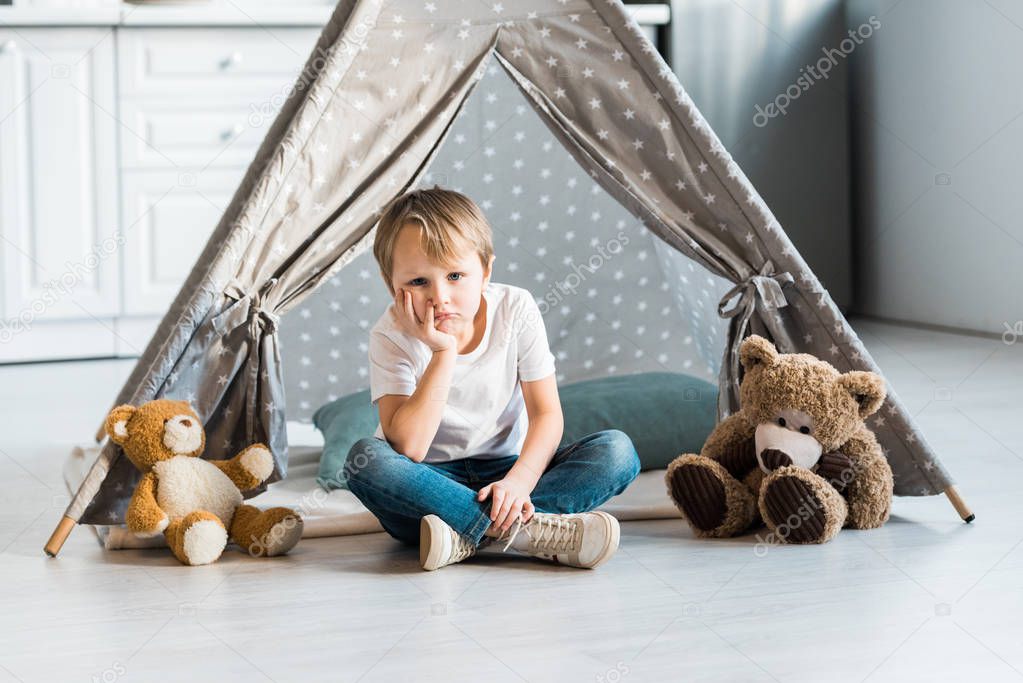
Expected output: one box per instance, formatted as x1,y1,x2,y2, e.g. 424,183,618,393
847,0,1023,335
669,0,853,310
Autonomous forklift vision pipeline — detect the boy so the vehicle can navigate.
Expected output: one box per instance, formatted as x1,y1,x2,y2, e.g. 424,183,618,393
345,187,640,571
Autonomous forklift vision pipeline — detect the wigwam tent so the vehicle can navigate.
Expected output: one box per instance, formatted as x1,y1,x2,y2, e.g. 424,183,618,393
46,0,971,556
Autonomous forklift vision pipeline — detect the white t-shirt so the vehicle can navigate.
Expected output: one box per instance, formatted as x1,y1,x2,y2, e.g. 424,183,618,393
368,281,557,463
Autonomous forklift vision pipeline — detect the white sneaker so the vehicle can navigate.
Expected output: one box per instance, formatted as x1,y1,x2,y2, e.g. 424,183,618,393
495,511,621,569
420,514,477,571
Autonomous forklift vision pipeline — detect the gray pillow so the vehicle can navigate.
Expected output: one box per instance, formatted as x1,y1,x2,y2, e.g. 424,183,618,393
314,371,718,491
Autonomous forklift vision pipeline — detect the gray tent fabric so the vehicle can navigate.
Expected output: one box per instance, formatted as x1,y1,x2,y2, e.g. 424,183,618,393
71,0,953,527
279,61,733,419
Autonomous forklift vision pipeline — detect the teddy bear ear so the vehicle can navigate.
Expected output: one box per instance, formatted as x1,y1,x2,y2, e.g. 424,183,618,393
739,335,778,372
104,404,136,446
175,399,197,416
837,371,887,419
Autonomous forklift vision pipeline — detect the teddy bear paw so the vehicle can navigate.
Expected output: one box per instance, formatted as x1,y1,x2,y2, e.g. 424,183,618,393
716,439,759,479
668,459,728,532
240,445,274,482
759,467,845,544
181,519,228,566
134,514,169,538
814,452,855,492
260,513,304,557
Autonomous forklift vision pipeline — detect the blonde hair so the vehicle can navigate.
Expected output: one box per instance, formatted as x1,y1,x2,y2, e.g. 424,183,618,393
373,186,495,295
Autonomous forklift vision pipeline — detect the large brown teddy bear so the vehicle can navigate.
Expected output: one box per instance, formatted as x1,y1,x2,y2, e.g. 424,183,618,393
665,335,893,544
104,398,303,565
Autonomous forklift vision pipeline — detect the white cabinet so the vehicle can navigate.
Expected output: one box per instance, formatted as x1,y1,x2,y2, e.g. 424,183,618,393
119,167,244,315
0,24,320,362
0,29,121,361
115,26,318,325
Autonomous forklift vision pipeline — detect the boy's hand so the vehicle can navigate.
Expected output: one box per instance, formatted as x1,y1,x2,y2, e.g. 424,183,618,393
477,470,536,532
391,287,457,353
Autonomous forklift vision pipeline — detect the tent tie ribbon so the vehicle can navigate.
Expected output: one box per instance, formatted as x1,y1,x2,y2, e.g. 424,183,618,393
222,277,282,443
717,260,794,320
223,277,281,338
717,261,794,407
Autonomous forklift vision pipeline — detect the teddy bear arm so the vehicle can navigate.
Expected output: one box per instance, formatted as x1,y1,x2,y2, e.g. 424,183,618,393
126,472,169,536
212,443,274,492
814,452,856,492
838,427,893,529
701,413,758,480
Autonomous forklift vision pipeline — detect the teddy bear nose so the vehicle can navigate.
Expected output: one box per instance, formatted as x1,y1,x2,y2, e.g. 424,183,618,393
760,449,793,471
180,419,192,427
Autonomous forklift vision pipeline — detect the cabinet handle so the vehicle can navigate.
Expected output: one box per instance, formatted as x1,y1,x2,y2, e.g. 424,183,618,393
0,40,18,55
220,51,243,69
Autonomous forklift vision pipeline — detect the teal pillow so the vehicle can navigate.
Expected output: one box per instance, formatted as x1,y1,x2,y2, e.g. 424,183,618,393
314,371,718,491
555,371,718,470
313,389,379,491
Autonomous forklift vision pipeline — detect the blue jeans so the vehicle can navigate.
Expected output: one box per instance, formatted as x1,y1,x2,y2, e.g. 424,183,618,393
345,429,641,547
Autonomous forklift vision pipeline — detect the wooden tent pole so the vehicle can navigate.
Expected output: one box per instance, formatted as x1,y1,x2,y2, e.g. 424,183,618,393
44,515,76,557
944,485,975,523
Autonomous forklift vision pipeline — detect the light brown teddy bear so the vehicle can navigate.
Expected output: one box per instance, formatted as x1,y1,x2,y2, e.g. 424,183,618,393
665,335,893,544
104,398,303,565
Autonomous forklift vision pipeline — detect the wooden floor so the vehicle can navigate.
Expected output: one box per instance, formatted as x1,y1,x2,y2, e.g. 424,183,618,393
1,318,1020,682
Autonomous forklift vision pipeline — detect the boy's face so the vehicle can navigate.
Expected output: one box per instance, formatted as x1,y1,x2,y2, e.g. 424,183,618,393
385,223,495,341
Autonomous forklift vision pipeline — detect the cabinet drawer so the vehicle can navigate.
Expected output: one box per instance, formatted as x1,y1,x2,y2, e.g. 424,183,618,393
120,99,277,169
118,27,320,97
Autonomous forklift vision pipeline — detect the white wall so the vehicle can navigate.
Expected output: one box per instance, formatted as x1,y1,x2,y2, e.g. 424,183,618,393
848,0,1023,335
669,0,853,311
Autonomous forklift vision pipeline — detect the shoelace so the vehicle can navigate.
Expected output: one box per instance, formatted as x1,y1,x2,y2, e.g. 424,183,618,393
451,533,476,563
499,514,579,554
